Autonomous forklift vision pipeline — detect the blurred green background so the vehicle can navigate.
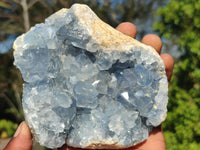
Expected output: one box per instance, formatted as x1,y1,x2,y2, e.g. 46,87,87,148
0,0,200,149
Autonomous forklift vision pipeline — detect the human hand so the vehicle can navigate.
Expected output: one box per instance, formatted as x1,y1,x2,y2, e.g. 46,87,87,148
3,121,32,150
4,22,174,150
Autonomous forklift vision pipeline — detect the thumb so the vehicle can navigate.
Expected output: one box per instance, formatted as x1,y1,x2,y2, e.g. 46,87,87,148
3,121,32,150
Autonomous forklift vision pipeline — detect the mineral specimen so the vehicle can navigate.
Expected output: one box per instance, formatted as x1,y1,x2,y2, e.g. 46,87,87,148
13,3,168,149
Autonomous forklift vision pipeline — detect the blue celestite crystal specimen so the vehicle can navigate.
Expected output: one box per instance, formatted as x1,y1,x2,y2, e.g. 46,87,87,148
13,4,168,149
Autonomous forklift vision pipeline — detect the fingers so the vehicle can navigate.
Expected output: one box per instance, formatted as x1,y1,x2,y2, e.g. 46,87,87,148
116,23,174,82
116,22,137,38
116,23,162,55
3,121,32,150
141,34,162,54
161,53,174,82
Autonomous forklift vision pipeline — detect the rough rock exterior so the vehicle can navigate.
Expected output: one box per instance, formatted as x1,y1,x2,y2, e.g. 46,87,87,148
13,4,168,149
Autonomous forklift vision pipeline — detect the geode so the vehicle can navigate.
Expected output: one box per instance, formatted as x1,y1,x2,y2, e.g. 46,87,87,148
13,3,168,149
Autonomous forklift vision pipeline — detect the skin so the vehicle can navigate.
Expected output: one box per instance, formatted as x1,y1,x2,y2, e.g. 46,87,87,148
4,22,174,150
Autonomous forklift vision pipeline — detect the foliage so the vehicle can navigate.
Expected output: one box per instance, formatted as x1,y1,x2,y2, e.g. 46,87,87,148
154,0,200,149
0,119,18,138
0,0,166,40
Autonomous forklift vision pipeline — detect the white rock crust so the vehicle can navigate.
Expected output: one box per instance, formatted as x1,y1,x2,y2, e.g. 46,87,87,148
13,4,168,149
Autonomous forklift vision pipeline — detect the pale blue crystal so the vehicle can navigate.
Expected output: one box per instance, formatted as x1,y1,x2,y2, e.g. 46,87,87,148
13,4,168,149
134,65,153,86
74,81,98,108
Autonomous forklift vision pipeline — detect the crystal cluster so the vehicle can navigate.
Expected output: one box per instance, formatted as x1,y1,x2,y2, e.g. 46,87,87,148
13,4,168,149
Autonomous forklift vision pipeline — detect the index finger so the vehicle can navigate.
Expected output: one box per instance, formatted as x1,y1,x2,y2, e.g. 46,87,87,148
116,22,137,39
141,34,163,54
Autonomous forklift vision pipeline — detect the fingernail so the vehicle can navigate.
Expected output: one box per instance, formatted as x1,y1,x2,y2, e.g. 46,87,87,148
14,122,24,137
